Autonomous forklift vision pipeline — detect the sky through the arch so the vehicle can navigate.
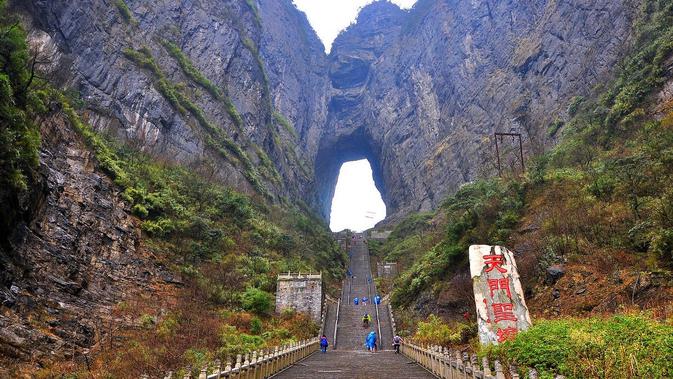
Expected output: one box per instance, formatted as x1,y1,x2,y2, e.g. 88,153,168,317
292,1,414,231
329,160,387,232
293,0,417,53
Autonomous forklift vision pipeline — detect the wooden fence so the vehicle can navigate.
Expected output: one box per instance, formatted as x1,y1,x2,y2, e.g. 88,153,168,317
400,341,564,379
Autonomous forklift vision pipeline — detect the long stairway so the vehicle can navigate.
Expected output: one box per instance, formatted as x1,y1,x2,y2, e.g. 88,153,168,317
274,235,433,378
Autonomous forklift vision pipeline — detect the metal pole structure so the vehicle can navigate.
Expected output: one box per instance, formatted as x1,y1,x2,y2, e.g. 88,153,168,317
494,133,501,177
518,133,525,172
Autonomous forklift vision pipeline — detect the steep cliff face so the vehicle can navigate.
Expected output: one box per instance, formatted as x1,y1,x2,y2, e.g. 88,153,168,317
316,0,640,220
19,0,328,203
0,111,171,364
17,0,642,221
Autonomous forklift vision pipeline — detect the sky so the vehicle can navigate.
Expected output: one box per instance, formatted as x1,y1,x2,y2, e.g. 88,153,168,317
293,0,417,53
329,160,386,232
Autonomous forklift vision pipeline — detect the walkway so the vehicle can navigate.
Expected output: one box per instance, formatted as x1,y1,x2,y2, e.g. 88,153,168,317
274,235,433,379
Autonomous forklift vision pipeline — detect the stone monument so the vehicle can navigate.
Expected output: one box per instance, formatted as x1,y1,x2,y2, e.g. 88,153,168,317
469,245,532,345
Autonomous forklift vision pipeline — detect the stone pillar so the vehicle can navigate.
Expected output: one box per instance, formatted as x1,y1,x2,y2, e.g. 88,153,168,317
469,245,532,345
275,273,322,322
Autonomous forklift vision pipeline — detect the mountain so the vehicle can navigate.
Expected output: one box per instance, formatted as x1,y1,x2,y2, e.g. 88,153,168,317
1,0,670,375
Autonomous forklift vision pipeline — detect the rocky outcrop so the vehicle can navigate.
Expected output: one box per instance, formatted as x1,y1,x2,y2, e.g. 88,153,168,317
17,0,329,204
14,0,642,221
315,0,640,220
0,111,171,368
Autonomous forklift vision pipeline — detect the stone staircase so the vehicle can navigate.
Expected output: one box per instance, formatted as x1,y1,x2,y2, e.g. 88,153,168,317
273,235,434,379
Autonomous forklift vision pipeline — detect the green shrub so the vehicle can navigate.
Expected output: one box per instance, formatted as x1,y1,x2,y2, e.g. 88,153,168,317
241,287,273,315
0,11,43,193
415,314,475,345
114,0,138,26
567,96,584,116
482,315,673,378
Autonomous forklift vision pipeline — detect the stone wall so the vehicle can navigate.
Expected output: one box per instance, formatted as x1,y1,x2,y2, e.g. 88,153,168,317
275,273,322,322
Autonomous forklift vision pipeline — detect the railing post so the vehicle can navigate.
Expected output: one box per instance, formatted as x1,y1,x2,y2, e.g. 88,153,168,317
510,364,520,379
494,360,506,379
482,357,491,378
224,358,232,379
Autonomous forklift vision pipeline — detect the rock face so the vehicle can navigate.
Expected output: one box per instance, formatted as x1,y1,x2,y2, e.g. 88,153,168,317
316,0,639,219
18,0,329,203
0,112,171,366
16,0,640,220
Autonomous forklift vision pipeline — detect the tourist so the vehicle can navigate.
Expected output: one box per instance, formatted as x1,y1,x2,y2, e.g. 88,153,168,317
365,331,377,352
392,334,402,354
320,334,328,353
362,313,371,327
353,296,359,305
362,296,368,306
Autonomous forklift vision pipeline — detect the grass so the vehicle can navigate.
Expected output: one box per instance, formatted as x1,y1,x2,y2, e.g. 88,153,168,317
273,111,298,139
160,39,222,99
114,0,138,26
122,46,270,196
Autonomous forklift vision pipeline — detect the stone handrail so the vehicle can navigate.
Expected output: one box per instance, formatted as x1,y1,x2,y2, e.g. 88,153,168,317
374,298,382,346
144,338,319,379
319,299,327,337
333,297,340,349
400,341,565,379
388,304,396,337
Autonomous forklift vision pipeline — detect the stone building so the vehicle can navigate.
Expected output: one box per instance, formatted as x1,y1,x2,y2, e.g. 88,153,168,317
275,273,322,322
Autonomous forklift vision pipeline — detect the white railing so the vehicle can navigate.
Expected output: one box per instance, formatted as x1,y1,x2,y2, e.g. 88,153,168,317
142,338,319,379
400,341,565,379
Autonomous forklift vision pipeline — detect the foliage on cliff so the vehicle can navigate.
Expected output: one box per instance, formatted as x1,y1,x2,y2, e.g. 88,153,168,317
0,0,48,250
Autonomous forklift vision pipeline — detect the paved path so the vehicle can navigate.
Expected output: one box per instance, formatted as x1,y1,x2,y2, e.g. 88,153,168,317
274,235,433,379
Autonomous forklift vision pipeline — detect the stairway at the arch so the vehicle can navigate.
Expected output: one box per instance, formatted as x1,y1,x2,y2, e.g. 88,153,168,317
273,236,433,379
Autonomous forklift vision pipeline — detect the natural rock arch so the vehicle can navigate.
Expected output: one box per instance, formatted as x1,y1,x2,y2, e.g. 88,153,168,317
313,127,388,222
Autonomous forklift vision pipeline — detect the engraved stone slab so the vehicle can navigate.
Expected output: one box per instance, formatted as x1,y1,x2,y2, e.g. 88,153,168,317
469,245,532,345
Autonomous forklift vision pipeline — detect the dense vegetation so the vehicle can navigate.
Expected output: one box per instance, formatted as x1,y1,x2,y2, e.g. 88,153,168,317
46,90,346,377
483,315,673,378
0,0,47,249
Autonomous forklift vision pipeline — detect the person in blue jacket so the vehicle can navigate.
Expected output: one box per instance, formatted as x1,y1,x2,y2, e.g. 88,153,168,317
319,334,328,353
365,331,377,352
353,296,359,305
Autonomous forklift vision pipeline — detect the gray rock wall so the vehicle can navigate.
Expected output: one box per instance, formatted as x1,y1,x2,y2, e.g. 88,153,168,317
315,0,639,220
275,274,322,322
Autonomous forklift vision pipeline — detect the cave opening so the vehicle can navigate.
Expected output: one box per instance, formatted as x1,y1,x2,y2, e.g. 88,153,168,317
313,127,388,230
329,159,386,232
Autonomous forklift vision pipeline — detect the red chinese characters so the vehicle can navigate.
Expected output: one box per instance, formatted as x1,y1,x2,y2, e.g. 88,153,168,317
492,303,517,323
483,254,507,273
487,277,512,298
483,250,518,343
496,327,518,342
